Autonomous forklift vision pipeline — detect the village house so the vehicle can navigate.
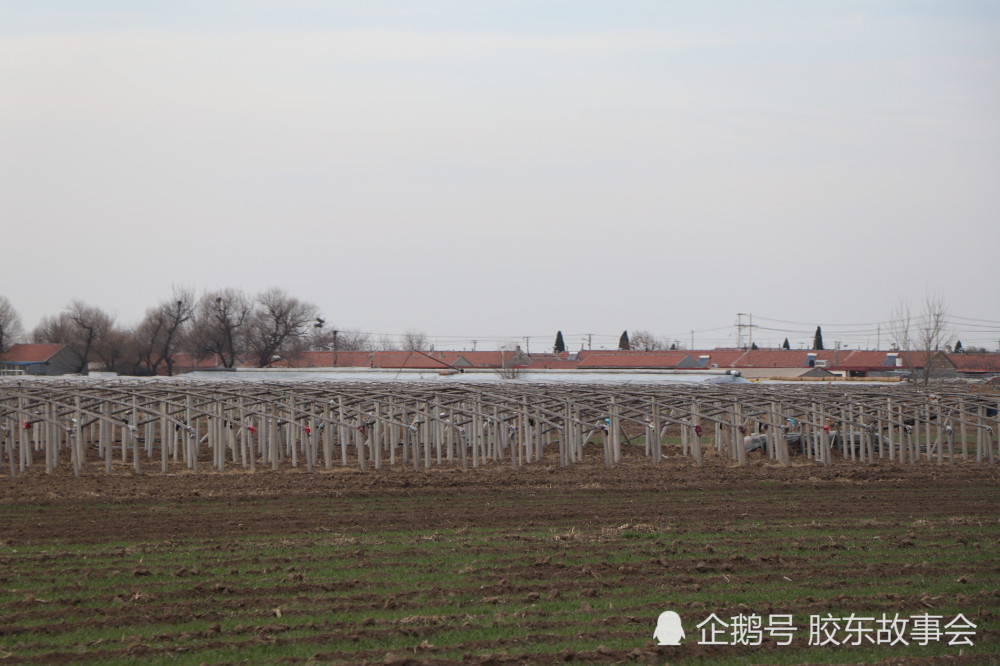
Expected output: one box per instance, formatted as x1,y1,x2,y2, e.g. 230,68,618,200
142,345,1000,381
0,344,83,376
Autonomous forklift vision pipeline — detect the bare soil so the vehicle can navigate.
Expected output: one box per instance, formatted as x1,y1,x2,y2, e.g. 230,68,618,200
1,447,999,664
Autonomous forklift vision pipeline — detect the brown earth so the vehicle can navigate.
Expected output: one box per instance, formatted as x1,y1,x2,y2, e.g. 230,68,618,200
1,447,999,664
1,459,998,543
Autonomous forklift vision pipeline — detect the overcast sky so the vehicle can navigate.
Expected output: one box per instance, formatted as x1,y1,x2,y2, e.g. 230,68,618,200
2,1,998,351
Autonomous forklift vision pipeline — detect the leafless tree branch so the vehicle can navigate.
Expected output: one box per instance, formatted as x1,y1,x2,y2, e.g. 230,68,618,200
0,296,24,355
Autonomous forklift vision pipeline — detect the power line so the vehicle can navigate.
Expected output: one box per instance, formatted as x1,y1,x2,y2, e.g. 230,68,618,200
330,312,999,352
950,315,1000,324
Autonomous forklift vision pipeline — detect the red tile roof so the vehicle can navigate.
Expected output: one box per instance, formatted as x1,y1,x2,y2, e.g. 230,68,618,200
947,354,1000,373
730,350,816,368
160,347,1000,374
370,351,524,369
897,350,956,369
700,349,882,369
691,350,747,368
377,352,456,369
576,351,694,369
834,350,895,369
272,350,574,370
276,351,372,368
525,353,580,369
0,344,66,364
452,351,522,368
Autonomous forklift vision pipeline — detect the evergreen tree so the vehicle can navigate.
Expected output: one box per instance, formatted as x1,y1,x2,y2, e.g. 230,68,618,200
670,342,677,351
782,338,790,350
554,330,565,353
619,330,630,350
751,342,759,351
954,340,963,353
813,326,824,351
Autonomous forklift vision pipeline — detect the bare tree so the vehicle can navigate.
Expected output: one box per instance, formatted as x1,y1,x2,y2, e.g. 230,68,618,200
376,334,398,351
630,329,666,352
963,345,990,353
336,328,372,352
69,301,114,372
497,345,522,379
245,288,318,367
134,288,195,376
106,325,149,376
32,314,74,344
187,288,252,368
159,289,195,376
888,293,954,385
33,301,114,373
0,296,24,355
888,298,912,353
402,329,428,351
307,325,371,353
134,310,167,374
92,325,132,372
914,292,954,384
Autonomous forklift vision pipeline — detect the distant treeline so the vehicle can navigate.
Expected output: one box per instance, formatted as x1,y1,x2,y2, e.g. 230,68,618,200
0,289,380,375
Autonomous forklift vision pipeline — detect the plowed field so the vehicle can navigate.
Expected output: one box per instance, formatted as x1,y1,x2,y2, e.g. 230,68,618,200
2,448,999,664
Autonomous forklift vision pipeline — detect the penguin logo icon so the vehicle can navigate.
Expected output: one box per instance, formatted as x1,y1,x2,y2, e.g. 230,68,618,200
653,610,685,645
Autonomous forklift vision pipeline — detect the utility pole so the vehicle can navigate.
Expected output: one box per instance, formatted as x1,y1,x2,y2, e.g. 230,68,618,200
587,334,593,350
332,329,338,367
690,330,694,351
736,313,746,349
524,337,530,354
471,340,477,352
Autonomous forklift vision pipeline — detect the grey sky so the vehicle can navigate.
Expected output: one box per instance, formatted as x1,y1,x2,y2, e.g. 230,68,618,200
2,1,998,351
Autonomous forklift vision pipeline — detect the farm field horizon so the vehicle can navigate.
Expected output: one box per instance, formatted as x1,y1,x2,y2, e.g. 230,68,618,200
2,453,999,664
5,0,999,661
